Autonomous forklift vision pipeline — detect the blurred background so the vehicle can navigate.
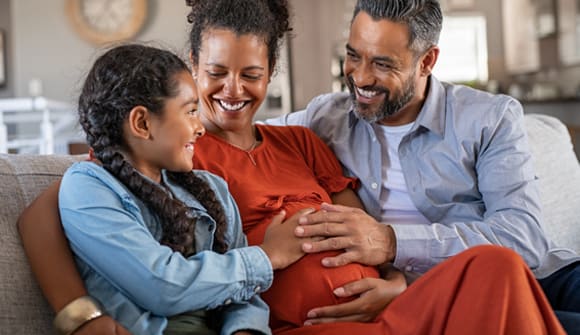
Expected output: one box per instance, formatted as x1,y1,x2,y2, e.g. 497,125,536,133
0,0,579,156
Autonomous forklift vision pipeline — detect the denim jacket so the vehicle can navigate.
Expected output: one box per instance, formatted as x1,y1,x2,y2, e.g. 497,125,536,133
59,162,273,335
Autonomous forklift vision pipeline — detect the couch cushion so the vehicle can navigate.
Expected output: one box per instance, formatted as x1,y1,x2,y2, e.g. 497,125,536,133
0,154,85,335
525,114,580,253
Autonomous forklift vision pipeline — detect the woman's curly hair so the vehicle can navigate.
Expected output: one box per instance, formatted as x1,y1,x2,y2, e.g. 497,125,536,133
185,0,292,73
78,44,228,256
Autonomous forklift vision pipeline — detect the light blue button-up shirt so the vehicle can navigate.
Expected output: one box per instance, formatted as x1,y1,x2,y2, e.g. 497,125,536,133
59,162,273,335
267,76,579,279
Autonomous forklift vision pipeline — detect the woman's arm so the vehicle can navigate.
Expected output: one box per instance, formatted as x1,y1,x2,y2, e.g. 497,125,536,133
331,187,365,210
17,180,129,334
297,127,365,211
18,180,86,312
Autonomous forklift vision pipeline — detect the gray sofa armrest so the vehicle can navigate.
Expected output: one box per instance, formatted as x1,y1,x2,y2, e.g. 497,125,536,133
525,114,580,253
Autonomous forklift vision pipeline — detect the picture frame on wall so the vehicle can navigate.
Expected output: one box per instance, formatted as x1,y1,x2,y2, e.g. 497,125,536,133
0,30,5,87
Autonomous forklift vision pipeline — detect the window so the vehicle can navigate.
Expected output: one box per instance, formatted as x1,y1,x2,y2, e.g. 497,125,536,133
432,15,488,84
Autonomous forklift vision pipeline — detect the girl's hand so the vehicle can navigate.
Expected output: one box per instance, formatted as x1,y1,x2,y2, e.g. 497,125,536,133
260,208,315,270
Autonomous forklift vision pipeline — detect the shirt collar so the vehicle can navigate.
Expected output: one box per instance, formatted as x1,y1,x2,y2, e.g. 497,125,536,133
414,75,446,137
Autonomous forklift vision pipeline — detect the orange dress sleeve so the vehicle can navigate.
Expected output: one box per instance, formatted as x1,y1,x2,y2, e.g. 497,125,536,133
283,125,359,194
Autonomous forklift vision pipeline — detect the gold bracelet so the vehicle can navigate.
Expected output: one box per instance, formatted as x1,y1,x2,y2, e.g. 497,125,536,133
53,296,104,335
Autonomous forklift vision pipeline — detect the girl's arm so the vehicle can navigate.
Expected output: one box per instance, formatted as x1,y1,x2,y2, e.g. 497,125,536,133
17,180,128,335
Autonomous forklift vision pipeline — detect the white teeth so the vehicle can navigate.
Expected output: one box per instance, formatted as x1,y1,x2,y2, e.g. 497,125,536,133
356,87,378,98
219,100,245,111
185,144,194,152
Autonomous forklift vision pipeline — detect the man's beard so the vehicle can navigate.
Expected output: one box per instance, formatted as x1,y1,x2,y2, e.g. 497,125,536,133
346,73,415,123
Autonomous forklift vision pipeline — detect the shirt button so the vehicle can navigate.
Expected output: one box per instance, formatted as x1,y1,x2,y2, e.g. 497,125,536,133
371,182,378,189
224,299,232,305
254,286,261,293
405,265,413,272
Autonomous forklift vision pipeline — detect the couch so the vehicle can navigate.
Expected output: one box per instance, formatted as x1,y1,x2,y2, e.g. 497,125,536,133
1,113,580,334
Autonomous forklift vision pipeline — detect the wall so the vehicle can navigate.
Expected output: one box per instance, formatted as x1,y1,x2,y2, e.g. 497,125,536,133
7,0,190,103
4,0,319,108
3,1,579,112
505,0,580,100
290,0,354,109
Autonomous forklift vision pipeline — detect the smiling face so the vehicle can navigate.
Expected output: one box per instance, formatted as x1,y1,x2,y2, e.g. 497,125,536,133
133,71,205,180
344,11,428,125
192,28,270,134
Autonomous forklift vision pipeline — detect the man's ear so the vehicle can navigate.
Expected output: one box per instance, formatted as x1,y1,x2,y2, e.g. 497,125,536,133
419,46,439,77
127,106,151,139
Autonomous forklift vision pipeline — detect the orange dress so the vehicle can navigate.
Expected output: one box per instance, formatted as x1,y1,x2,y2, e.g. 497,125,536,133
194,124,564,335
194,124,380,331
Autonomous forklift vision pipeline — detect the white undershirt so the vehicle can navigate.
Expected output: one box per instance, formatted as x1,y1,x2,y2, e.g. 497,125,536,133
375,122,430,225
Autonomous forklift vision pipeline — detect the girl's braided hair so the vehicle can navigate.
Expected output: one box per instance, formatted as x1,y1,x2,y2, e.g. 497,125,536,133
185,0,291,73
78,44,228,256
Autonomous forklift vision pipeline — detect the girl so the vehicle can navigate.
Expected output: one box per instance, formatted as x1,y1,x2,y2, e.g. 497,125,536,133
48,43,309,335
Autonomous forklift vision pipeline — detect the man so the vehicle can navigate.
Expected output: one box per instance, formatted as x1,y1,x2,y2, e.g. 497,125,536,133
267,0,580,331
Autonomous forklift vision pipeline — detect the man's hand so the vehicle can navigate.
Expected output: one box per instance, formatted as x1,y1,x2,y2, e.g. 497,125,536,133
295,203,396,267
303,272,407,325
75,316,131,334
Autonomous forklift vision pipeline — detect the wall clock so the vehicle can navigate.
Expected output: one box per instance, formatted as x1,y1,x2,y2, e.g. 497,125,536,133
66,0,148,45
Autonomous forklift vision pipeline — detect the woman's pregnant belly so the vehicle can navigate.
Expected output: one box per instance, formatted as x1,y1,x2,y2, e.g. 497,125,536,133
243,201,380,331
261,250,380,331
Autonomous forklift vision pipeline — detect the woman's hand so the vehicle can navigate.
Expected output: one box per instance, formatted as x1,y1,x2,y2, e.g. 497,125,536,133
75,316,132,334
303,268,407,325
260,208,315,270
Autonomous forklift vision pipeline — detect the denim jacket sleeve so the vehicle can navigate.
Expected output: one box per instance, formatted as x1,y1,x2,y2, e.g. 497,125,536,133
59,163,273,331
197,172,272,335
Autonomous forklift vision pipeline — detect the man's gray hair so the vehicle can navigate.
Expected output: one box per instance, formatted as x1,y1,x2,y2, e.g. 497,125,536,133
352,0,443,55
